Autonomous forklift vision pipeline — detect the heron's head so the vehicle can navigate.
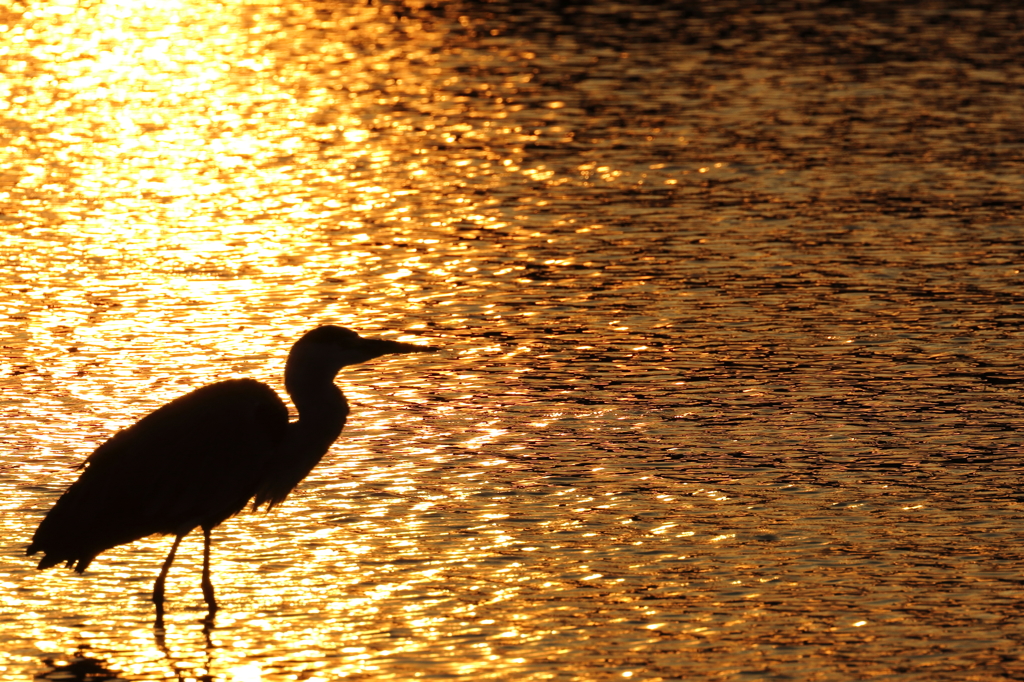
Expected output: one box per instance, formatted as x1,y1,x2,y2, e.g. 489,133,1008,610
288,325,437,377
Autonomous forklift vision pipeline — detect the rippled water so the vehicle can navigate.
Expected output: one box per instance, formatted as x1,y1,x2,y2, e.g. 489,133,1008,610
2,0,1023,679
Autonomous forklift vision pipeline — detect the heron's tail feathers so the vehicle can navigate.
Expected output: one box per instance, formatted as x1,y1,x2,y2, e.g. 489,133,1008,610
27,544,95,573
31,551,63,570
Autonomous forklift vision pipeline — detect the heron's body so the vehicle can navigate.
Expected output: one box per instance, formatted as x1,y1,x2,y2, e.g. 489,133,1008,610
29,379,296,572
27,326,434,621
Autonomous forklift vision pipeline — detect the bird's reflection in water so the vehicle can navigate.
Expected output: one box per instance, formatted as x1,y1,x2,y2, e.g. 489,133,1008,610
37,648,129,681
154,617,216,682
27,327,437,628
35,617,219,680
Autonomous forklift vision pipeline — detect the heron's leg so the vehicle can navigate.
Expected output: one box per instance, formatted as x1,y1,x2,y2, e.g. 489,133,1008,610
154,534,184,605
201,527,218,615
154,534,184,628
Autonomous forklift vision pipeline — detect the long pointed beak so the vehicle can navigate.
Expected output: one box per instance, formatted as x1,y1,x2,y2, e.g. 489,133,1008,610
362,338,439,357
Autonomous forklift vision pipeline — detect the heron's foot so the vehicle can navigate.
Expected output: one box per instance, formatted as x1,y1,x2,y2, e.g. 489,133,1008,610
202,602,218,635
154,603,166,631
201,585,218,612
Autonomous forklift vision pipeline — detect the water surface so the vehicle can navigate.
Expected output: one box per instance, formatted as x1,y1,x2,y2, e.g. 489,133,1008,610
1,1,1023,680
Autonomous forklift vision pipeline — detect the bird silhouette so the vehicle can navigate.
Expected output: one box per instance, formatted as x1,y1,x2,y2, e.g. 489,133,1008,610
27,326,436,624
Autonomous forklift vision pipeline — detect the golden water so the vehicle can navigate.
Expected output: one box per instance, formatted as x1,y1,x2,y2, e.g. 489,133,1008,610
2,1,1023,679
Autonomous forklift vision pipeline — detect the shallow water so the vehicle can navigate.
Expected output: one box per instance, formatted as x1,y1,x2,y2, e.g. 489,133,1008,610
2,0,1024,679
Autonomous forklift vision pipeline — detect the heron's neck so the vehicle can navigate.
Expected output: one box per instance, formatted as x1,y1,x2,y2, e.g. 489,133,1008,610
252,359,351,510
284,363,349,446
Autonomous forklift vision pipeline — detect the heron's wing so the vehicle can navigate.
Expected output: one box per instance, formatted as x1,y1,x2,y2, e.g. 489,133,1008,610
28,378,288,571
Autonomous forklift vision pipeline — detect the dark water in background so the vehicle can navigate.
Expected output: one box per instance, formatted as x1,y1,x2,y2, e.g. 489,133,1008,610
1,1,1023,679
